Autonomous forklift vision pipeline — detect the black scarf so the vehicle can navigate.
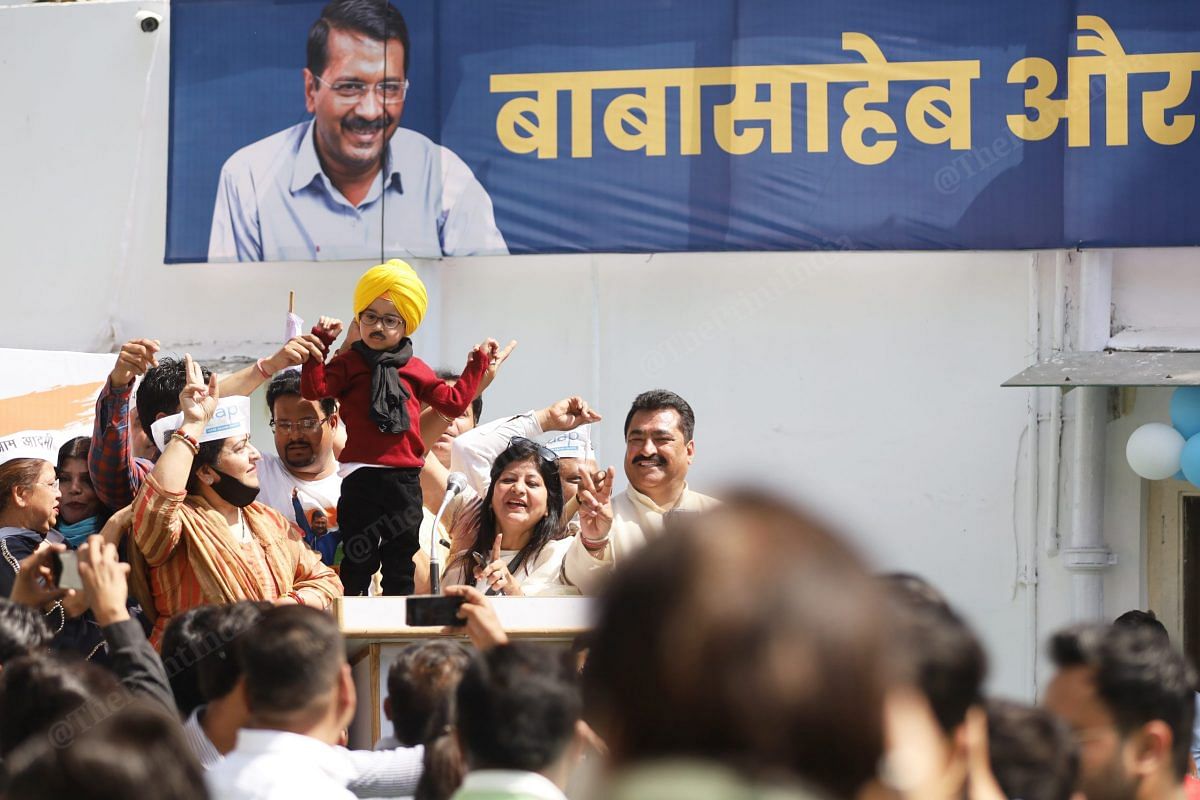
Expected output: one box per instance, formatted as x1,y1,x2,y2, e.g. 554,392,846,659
352,339,414,434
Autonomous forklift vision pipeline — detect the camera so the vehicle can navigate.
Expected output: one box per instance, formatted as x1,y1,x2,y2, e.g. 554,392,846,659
135,10,162,33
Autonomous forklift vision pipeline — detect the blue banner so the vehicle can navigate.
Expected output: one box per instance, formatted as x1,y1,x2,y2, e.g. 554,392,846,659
166,0,1200,262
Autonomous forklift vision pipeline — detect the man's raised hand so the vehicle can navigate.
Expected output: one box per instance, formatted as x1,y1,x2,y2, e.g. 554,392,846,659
109,339,160,389
441,585,509,649
8,541,71,609
538,396,602,432
265,334,326,371
78,536,132,626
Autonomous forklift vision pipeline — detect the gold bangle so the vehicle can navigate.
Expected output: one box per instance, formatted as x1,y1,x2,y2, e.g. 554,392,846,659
171,430,200,455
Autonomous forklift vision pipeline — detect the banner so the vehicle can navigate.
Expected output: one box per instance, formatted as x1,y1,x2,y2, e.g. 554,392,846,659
0,349,116,451
165,0,1200,262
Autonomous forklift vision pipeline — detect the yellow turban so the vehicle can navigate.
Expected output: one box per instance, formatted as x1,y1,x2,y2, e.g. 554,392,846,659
352,259,429,335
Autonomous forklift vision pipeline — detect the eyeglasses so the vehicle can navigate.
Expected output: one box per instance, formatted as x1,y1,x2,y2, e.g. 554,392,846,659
313,74,409,104
358,310,405,330
270,417,332,435
34,478,59,491
510,436,559,463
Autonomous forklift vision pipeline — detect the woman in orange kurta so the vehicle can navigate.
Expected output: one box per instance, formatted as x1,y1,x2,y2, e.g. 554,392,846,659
131,355,341,648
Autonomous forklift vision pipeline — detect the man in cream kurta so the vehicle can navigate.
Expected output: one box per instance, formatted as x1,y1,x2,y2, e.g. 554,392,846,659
562,391,717,595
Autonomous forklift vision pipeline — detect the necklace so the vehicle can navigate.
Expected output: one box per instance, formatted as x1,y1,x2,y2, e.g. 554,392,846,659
234,508,251,544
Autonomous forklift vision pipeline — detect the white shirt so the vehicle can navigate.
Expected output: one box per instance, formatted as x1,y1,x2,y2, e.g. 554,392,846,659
450,411,544,497
562,484,719,595
451,770,567,800
208,121,507,262
206,729,357,800
200,724,425,799
443,537,577,597
184,707,222,769
256,453,343,526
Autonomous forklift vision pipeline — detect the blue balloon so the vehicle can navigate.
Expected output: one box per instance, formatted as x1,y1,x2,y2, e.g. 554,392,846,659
1175,470,1187,481
1180,434,1200,486
1171,387,1200,439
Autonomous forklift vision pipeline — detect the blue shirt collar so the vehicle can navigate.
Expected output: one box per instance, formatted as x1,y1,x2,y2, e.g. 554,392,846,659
290,119,403,201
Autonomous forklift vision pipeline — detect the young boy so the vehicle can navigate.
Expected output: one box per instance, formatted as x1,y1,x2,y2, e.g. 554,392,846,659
303,259,496,595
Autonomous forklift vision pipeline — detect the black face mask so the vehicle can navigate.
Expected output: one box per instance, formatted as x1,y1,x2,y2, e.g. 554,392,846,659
209,469,260,508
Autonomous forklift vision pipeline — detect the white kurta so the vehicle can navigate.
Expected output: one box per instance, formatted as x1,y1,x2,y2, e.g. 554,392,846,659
562,484,719,595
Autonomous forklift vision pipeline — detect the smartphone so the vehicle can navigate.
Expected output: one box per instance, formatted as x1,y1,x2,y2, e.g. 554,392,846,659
56,551,84,591
406,595,466,627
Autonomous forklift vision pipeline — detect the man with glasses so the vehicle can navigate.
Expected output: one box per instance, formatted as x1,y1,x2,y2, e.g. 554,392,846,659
256,372,344,550
1043,623,1196,800
208,0,507,262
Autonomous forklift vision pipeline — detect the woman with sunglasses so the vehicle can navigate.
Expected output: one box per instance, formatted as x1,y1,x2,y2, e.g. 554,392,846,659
441,437,575,596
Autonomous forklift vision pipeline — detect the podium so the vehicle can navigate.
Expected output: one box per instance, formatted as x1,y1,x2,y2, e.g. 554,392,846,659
336,596,595,750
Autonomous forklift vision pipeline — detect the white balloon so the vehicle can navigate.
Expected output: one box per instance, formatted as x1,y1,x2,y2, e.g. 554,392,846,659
1126,423,1186,480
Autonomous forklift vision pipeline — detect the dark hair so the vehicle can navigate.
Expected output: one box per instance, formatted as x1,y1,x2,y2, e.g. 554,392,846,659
884,578,986,735
236,605,344,725
135,356,213,438
3,702,207,800
266,371,336,420
0,600,51,666
1050,623,1197,780
307,0,410,78
387,641,471,746
1113,609,1170,641
0,655,124,757
455,440,563,580
416,707,466,800
185,439,225,495
0,459,47,513
436,369,483,424
623,389,695,441
986,699,1079,800
55,436,90,469
161,605,222,716
457,644,581,773
583,491,887,799
160,602,268,716
199,602,271,703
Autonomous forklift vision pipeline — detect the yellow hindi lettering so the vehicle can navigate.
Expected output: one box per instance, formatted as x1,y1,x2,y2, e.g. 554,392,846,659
1006,57,1064,142
712,68,794,155
490,39,980,164
1009,16,1200,148
838,34,898,166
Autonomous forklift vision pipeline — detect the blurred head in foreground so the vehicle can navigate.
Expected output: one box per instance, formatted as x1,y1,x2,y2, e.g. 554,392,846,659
583,490,888,799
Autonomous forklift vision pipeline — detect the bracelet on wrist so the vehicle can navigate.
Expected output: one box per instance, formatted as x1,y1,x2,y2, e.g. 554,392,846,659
288,591,306,606
581,535,609,551
171,430,200,455
255,358,273,379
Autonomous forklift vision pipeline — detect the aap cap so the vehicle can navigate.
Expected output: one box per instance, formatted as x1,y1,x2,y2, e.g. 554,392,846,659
151,396,253,453
0,430,58,467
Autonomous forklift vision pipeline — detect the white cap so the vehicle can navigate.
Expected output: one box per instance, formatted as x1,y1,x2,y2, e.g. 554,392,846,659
542,426,596,462
151,396,253,452
0,430,58,466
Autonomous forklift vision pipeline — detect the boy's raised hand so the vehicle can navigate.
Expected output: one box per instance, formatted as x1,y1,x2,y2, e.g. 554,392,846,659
479,339,517,393
314,316,344,347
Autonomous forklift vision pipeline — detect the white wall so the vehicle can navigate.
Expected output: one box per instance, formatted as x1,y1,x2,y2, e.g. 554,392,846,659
6,0,1176,701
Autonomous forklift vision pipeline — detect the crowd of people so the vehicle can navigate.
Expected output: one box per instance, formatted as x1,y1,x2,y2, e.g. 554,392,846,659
0,257,1198,799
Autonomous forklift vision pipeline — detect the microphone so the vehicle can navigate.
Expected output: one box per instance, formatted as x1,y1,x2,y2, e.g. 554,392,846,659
430,473,469,595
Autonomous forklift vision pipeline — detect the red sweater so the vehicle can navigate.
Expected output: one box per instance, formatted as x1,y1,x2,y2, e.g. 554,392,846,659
302,330,487,468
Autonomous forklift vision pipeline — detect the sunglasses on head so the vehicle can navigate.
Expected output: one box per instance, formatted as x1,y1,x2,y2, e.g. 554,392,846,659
510,436,559,463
